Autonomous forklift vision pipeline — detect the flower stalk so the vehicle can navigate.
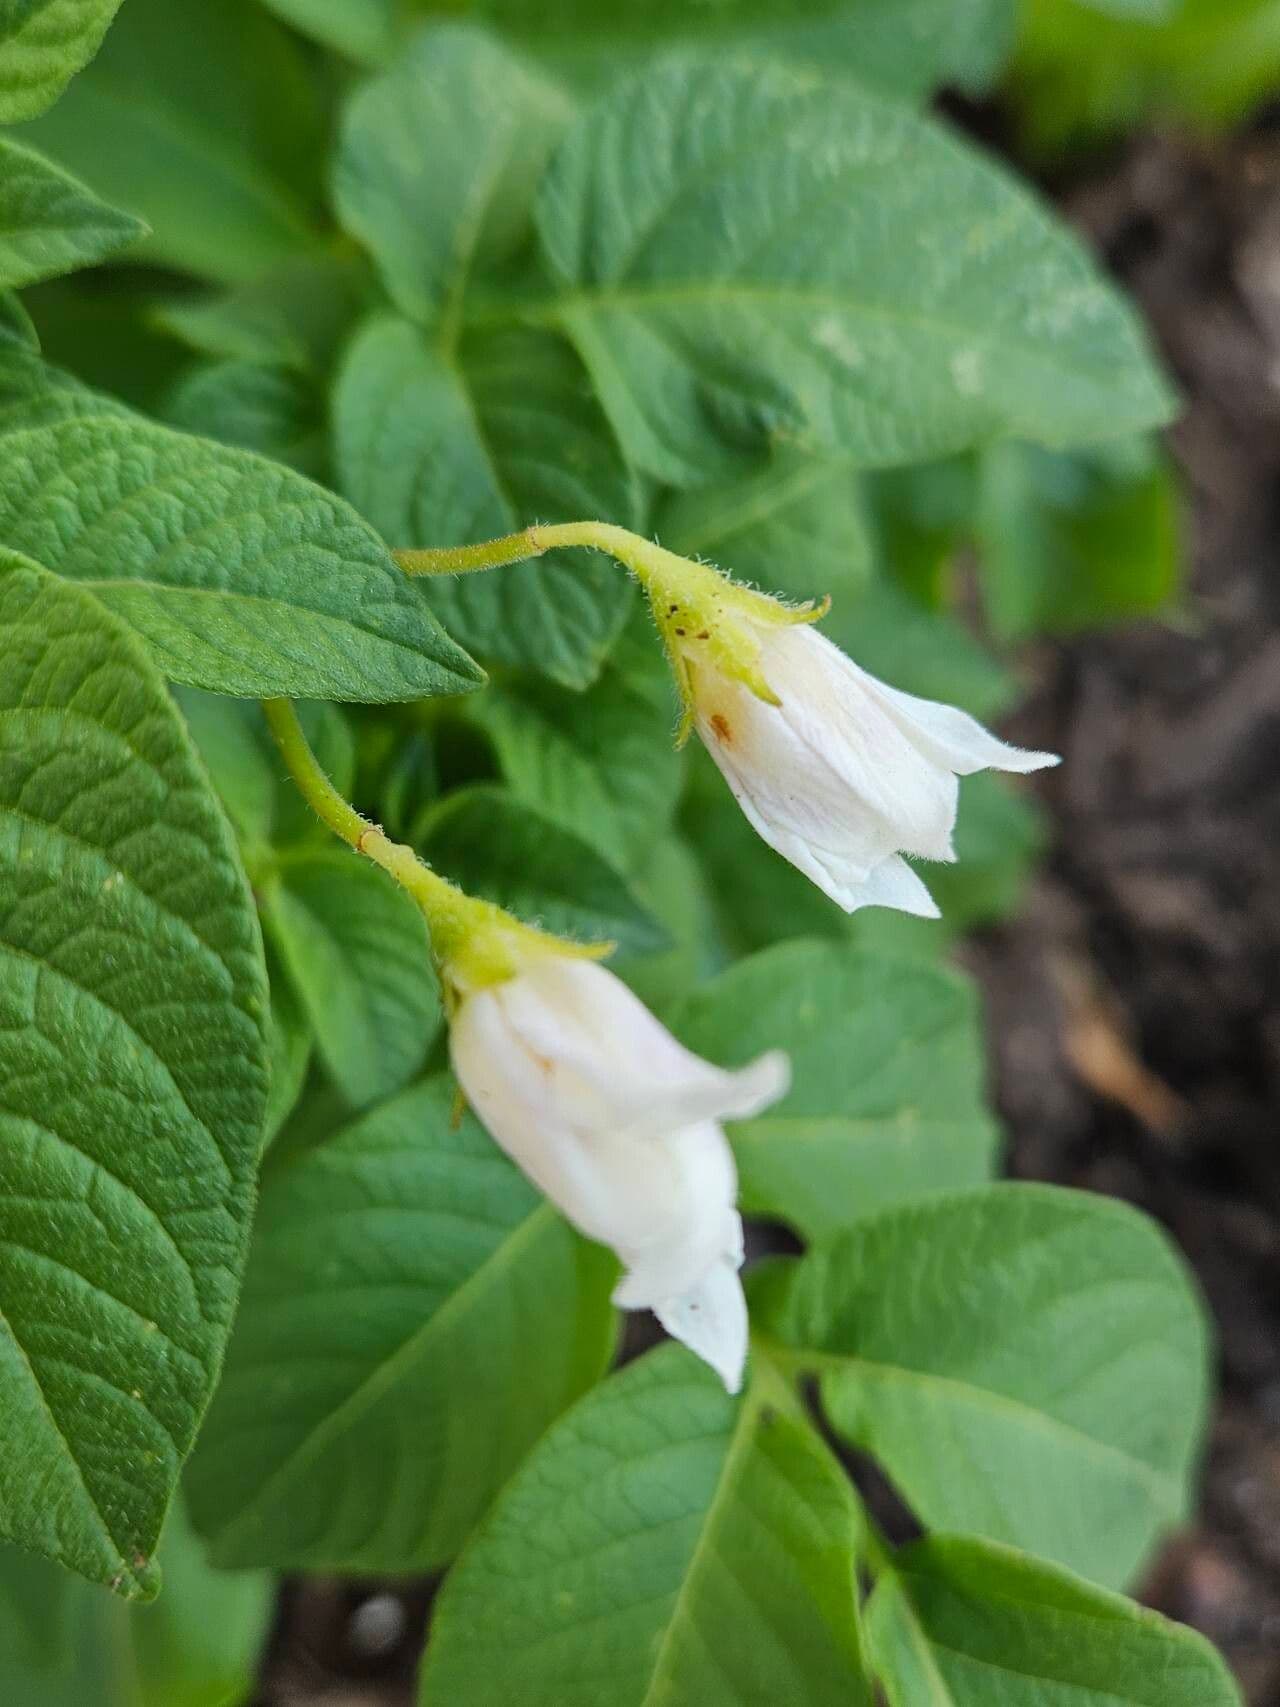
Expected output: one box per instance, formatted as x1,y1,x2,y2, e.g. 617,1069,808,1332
260,697,585,990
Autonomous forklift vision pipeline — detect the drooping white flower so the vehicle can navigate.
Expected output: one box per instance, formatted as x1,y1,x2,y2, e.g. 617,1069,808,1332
449,951,788,1393
681,618,1059,918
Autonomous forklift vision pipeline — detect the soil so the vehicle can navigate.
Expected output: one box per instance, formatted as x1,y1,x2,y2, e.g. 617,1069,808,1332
971,120,1280,1704
249,122,1280,1705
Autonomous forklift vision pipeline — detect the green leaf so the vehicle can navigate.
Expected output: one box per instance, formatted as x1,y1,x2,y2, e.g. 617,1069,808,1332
333,23,570,324
658,448,874,606
0,285,37,348
154,252,371,374
865,1535,1242,1707
0,1539,79,1673
131,1498,273,1707
465,604,681,874
16,273,186,412
533,58,1174,485
976,436,1181,640
165,358,327,481
187,1075,617,1573
19,0,324,281
0,136,143,289
756,1184,1210,1589
1014,0,1280,147
0,353,482,701
422,1344,872,1706
471,0,1016,101
334,313,641,688
263,848,440,1110
415,784,668,955
673,941,999,1240
614,832,728,1012
0,552,268,1595
258,0,397,63
0,0,123,121
263,939,311,1146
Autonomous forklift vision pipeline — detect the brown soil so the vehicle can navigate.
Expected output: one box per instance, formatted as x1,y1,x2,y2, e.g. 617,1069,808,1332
971,122,1280,1704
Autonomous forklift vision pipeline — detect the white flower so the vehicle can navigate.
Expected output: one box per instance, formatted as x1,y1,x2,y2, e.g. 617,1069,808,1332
689,621,1059,917
449,953,788,1393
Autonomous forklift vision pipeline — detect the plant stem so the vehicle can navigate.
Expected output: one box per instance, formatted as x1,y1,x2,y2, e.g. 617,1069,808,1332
394,520,696,593
260,697,476,964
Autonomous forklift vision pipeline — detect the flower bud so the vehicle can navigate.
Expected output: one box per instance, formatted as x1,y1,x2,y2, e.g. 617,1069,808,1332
449,953,788,1392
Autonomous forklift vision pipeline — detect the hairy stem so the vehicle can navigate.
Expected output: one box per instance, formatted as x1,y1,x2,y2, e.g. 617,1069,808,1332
260,697,477,964
394,520,696,591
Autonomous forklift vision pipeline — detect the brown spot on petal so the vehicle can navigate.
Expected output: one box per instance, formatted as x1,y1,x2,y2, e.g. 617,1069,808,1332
710,713,732,744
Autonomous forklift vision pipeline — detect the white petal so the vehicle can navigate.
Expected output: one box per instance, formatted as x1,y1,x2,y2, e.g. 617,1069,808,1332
867,678,1060,776
696,625,959,872
493,957,787,1141
450,965,786,1326
845,854,941,918
654,1254,749,1394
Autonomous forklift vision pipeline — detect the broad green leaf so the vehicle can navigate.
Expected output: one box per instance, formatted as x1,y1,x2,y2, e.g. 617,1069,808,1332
187,1076,617,1573
131,1498,273,1707
335,314,641,688
334,24,570,324
263,940,311,1146
614,832,729,1012
20,0,324,281
17,272,186,412
166,358,327,480
415,784,668,955
0,553,268,1595
0,1540,79,1673
756,1184,1210,1589
0,285,37,347
472,0,1016,101
155,252,371,374
673,941,999,1240
533,58,1174,485
1073,0,1176,14
976,436,1181,639
0,135,143,289
0,352,482,701
174,691,279,851
0,0,123,121
421,1344,872,1706
263,848,440,1110
1015,0,1280,146
865,1535,1242,1707
466,604,681,873
658,448,874,607
258,0,397,63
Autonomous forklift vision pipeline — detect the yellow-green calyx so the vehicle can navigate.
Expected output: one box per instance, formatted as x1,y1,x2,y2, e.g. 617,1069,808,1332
638,552,829,745
439,912,611,1005
395,521,829,745
260,698,609,1007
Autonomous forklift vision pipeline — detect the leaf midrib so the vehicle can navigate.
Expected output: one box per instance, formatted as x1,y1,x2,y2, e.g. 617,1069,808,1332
639,1388,763,1706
